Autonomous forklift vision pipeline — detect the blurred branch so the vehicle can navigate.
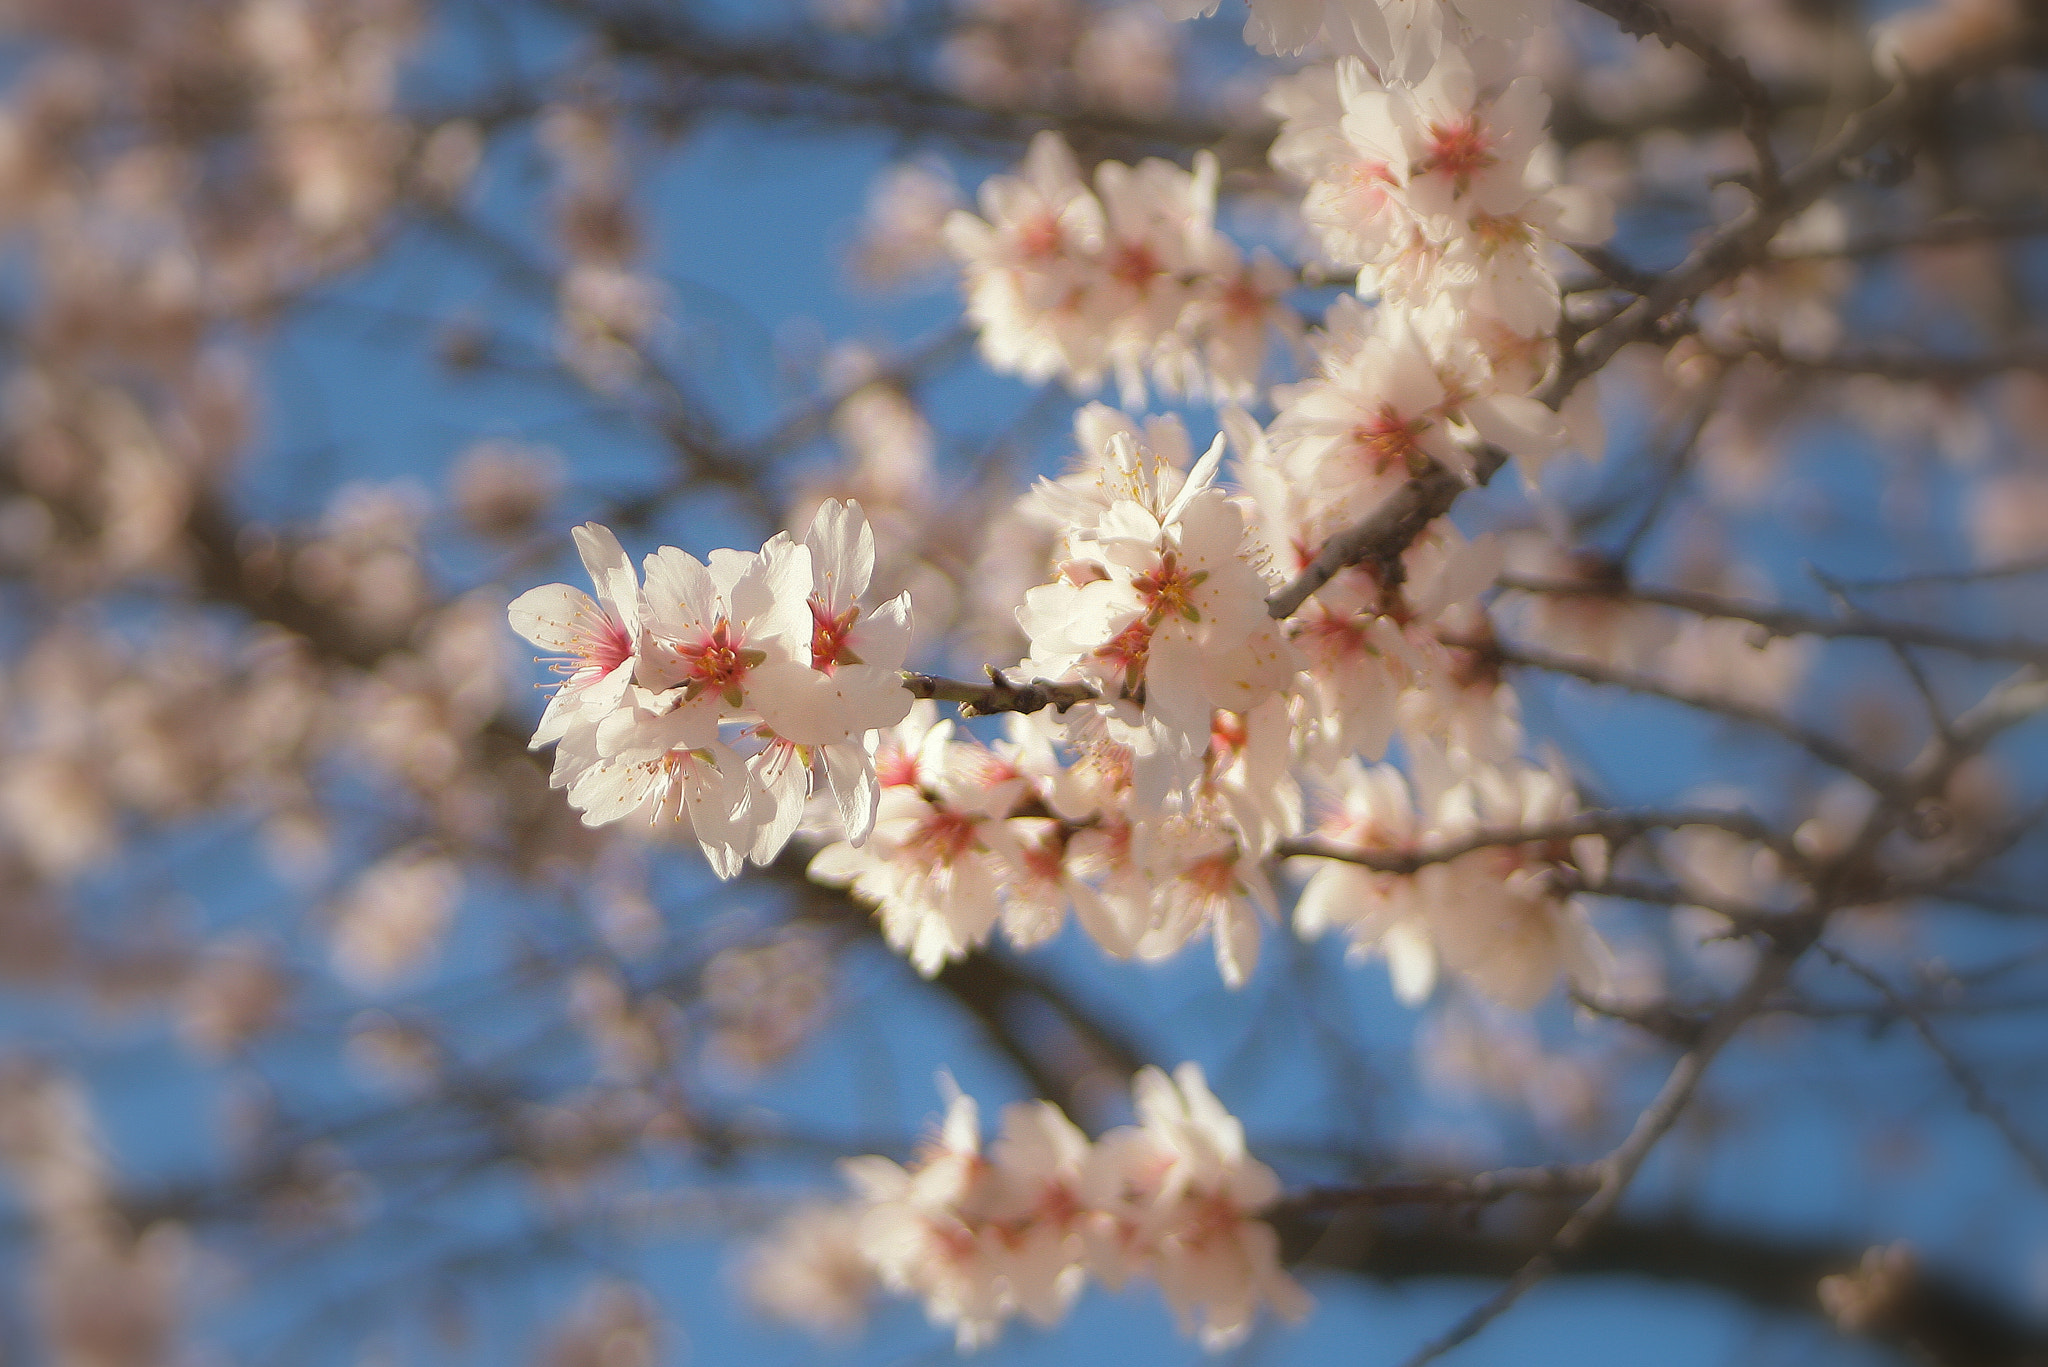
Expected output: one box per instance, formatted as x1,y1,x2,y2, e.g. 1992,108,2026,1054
536,0,1268,169
1454,633,1912,799
1818,943,2048,1192
1276,808,1802,876
1571,0,1780,196
1293,1212,2048,1367
1497,573,2048,667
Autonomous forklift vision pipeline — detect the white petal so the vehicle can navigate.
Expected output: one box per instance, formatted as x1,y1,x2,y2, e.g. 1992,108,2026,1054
823,741,880,845
508,583,599,653
805,498,875,612
641,547,718,637
572,523,632,606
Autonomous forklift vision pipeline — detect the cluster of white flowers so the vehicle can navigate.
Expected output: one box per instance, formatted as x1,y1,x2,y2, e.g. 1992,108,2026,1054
747,1064,1307,1351
944,132,1301,405
507,502,915,874
514,0,1619,1012
798,402,1603,1001
1293,756,1611,1010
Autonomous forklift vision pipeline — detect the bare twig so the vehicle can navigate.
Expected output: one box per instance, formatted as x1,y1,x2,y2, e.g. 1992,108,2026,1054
1571,0,1781,197
1276,808,1798,876
1395,937,1807,1367
1274,1164,1599,1218
1818,944,2048,1192
1496,574,2048,668
1460,633,1911,800
900,665,1101,716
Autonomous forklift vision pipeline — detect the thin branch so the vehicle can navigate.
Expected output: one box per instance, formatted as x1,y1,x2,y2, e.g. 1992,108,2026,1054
900,665,1101,717
1571,0,1780,197
1265,448,1504,620
1276,808,1799,876
1770,209,2048,260
1497,573,2048,668
1463,633,1912,800
1612,384,1718,564
1712,336,2048,383
1395,937,1807,1367
1827,554,2048,590
1818,944,2048,1193
1273,1164,1599,1218
1553,75,1931,403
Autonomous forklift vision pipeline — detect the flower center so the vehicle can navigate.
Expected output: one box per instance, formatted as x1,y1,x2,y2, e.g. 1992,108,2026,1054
1017,210,1063,261
1424,116,1495,187
1093,618,1155,687
906,809,979,866
1183,852,1238,898
588,615,634,673
1470,210,1535,251
675,619,765,704
1221,274,1266,321
1131,550,1207,625
1021,835,1066,883
1181,1189,1246,1250
809,599,862,672
1109,239,1164,291
1351,404,1431,473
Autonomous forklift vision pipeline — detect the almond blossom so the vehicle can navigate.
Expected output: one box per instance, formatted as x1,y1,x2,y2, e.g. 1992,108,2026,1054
1016,429,1292,777
1292,760,1439,1002
506,522,641,747
808,779,1022,977
510,0,1628,1022
518,519,916,874
750,498,916,843
753,1068,1303,1351
945,136,1291,403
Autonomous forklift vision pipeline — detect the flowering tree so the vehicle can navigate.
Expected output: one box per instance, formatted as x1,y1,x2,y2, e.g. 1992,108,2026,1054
2,0,2048,1363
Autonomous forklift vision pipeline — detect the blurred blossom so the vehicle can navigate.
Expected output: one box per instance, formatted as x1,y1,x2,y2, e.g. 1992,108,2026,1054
1820,1242,1920,1333
937,0,1082,110
415,118,482,205
345,1010,442,1095
1499,537,1673,670
263,1142,372,1232
177,937,288,1059
1969,469,2048,563
1657,613,1811,713
0,1061,188,1367
1417,998,1605,1135
450,440,564,540
592,881,664,958
742,1204,875,1337
812,0,900,34
1072,7,1178,119
519,1087,686,1204
568,965,680,1084
1872,0,2023,75
1701,201,1851,359
296,481,431,641
702,929,834,1073
558,264,664,391
328,850,462,991
850,159,962,290
535,1282,662,1367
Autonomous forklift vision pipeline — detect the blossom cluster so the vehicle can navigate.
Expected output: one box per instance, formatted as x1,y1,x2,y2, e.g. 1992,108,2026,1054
1294,756,1611,1010
944,132,1301,405
508,502,915,875
512,0,1622,1015
746,1064,1307,1351
515,388,1611,1009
